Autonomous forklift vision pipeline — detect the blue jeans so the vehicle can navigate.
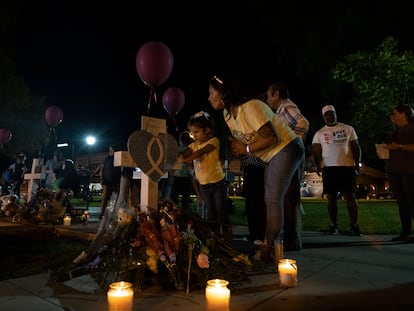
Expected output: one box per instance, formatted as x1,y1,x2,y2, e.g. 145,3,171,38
200,178,230,233
264,138,305,244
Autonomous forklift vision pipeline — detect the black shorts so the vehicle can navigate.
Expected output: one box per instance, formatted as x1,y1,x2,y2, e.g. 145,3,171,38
322,166,357,194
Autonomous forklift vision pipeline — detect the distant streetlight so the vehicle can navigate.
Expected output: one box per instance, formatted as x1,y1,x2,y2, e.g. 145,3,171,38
85,135,96,168
86,136,96,147
84,135,96,206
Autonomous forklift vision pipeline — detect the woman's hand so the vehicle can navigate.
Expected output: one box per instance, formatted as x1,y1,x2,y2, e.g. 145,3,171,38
228,122,279,156
228,136,247,156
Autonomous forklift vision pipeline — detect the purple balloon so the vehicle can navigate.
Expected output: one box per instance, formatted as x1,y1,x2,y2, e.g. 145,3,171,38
162,87,185,116
136,41,174,88
0,128,12,144
45,106,64,128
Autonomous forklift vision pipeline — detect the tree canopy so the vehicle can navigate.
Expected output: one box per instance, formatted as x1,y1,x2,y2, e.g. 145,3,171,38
330,37,414,164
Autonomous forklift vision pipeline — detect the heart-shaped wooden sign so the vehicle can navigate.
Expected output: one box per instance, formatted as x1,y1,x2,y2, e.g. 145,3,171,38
127,130,178,181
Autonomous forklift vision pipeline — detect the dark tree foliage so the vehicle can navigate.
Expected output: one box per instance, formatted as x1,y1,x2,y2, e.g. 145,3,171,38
0,1,48,160
330,37,414,164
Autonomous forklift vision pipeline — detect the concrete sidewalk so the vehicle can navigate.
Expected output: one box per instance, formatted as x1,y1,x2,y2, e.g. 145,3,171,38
1,216,414,310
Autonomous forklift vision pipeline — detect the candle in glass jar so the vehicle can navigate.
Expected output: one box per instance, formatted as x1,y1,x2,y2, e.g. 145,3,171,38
63,215,71,226
107,281,134,311
278,259,298,287
205,279,230,311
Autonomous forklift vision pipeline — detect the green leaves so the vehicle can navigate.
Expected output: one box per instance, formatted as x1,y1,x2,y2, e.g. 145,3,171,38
330,37,414,160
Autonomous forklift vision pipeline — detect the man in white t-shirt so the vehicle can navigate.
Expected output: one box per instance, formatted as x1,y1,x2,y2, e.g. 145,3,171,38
312,105,362,236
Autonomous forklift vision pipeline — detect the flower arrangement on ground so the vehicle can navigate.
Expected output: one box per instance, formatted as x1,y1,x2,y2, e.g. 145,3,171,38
1,185,265,292
52,197,263,293
0,188,70,224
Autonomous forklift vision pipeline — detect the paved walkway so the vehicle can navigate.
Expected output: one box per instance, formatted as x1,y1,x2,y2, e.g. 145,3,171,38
0,209,414,310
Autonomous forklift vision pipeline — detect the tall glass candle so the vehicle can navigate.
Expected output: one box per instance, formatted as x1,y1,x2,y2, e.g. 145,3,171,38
274,238,284,263
205,279,230,311
107,281,134,311
278,259,298,287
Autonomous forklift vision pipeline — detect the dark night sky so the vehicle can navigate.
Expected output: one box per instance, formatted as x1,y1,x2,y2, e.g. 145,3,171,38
12,1,414,152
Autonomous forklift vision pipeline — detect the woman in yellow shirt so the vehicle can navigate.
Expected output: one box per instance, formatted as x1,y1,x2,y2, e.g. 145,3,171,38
208,75,305,265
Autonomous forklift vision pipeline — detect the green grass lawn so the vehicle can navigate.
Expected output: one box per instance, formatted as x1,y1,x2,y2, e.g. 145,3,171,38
222,197,401,235
74,196,402,235
300,198,400,234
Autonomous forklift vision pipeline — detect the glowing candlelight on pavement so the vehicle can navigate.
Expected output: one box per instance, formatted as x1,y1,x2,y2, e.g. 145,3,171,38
107,281,134,311
63,215,71,226
278,259,298,287
205,279,230,311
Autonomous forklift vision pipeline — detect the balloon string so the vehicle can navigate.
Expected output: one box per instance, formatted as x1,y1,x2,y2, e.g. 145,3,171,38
173,116,179,132
46,127,52,145
46,127,58,146
153,88,157,105
147,88,152,114
147,87,158,114
53,128,57,141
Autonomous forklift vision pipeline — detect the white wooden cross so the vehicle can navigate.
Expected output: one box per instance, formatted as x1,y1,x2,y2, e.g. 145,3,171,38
114,116,179,213
24,158,45,201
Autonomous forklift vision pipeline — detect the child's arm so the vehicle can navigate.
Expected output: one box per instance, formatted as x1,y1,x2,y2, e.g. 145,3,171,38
178,144,215,163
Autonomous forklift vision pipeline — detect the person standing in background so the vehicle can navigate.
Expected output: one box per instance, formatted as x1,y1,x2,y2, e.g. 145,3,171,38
266,81,309,250
384,104,414,243
43,150,65,190
312,104,362,236
100,144,122,219
159,170,174,201
241,152,266,245
55,159,81,200
7,153,28,198
171,131,195,211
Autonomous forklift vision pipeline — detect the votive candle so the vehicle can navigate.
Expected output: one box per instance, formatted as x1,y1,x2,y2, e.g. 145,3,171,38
278,259,298,287
107,281,134,311
63,215,71,226
205,279,230,311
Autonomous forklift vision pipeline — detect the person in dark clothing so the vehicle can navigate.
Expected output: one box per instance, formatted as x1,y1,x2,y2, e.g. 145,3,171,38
242,154,266,244
7,153,28,198
384,104,414,243
100,144,122,218
0,153,12,195
171,131,195,211
55,159,81,200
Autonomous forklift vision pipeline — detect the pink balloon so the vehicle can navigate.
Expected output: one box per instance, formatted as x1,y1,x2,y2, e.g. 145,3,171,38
0,128,12,144
162,87,185,116
45,105,64,128
136,41,174,87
